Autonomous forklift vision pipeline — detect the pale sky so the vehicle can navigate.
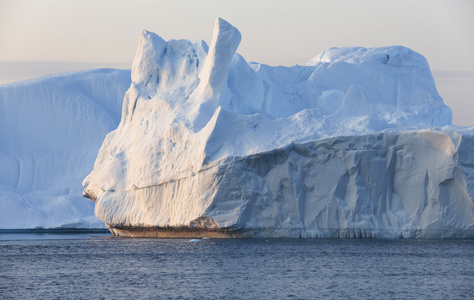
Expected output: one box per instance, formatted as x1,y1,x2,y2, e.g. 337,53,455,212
1,0,473,125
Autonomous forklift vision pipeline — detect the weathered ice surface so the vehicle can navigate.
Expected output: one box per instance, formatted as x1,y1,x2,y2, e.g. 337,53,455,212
83,18,474,238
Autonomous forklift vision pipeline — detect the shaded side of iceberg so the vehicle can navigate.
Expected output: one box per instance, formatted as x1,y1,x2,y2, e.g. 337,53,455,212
0,69,130,229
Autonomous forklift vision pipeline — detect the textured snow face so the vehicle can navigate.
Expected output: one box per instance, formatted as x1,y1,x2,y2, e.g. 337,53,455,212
84,18,473,237
0,69,130,228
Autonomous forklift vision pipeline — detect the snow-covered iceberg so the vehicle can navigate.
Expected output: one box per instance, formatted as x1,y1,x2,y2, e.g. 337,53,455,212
0,69,130,228
83,18,474,238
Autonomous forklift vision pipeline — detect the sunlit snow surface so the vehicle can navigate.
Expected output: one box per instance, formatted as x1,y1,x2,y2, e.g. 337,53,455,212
2,18,473,236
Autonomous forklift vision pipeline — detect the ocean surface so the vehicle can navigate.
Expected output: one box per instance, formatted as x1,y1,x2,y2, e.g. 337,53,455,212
0,233,473,299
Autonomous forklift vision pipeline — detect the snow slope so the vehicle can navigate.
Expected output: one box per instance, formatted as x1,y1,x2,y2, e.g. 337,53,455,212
0,69,130,228
83,18,473,238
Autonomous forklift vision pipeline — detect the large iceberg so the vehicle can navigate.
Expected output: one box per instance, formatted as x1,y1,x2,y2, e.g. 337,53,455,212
83,18,473,238
0,69,130,228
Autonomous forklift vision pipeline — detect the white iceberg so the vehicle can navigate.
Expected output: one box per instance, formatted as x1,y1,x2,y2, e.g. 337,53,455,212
0,69,130,228
2,18,468,237
82,18,474,238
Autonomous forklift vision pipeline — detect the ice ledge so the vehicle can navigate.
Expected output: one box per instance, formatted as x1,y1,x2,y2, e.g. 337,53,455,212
92,130,474,238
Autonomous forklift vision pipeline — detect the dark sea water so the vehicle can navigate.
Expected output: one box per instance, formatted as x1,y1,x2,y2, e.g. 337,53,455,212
0,233,473,300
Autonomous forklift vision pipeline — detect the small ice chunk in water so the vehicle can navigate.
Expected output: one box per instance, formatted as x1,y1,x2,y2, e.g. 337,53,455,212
189,239,202,243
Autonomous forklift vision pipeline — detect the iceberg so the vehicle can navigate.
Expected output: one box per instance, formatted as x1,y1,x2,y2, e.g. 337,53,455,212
83,18,474,238
0,69,130,229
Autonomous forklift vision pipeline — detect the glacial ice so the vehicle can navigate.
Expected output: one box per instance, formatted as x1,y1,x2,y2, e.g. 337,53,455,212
0,18,471,236
81,18,473,238
0,69,130,228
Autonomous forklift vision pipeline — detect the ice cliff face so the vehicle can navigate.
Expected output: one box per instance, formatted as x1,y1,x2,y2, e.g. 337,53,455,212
0,69,130,228
83,18,473,238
